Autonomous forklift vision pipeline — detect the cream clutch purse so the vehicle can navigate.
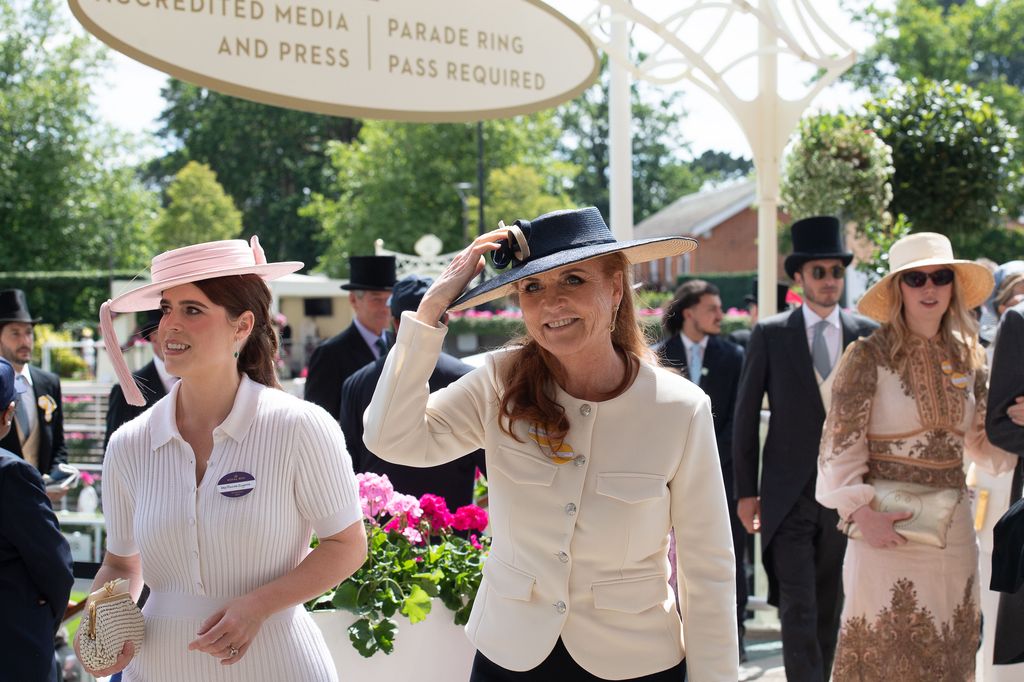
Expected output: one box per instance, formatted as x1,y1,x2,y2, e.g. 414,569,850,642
77,579,145,670
843,480,961,548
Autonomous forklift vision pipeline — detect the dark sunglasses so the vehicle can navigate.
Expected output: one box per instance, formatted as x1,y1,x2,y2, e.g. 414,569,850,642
901,268,955,288
808,265,846,280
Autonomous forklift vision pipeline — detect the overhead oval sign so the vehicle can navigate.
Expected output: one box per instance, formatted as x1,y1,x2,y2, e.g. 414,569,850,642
69,0,599,122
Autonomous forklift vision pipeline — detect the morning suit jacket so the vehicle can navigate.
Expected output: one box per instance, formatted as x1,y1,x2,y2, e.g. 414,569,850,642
0,366,68,476
0,448,74,682
340,350,486,510
104,359,168,449
732,307,877,553
985,301,1024,664
364,313,739,682
654,334,744,471
304,323,377,419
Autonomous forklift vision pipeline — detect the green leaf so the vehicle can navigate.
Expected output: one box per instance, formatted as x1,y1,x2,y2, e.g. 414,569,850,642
332,581,362,611
400,584,434,624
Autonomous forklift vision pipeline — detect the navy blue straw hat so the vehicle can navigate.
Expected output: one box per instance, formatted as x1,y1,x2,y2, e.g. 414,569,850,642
450,207,696,311
783,216,853,278
0,357,26,408
389,275,433,318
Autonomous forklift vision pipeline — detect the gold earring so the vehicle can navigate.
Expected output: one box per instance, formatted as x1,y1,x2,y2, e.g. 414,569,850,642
609,305,619,333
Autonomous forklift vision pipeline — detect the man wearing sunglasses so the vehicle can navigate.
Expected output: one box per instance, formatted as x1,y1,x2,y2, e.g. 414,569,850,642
733,216,878,682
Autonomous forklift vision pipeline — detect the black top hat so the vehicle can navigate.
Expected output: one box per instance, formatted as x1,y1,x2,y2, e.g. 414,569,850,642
133,309,163,341
451,207,695,310
783,216,853,278
0,289,41,324
341,256,397,291
743,278,791,312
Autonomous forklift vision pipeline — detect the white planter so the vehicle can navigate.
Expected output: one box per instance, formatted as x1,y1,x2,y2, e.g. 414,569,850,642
310,607,476,681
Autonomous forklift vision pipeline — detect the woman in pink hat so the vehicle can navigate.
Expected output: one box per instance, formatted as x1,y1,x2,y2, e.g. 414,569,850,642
817,232,1016,681
76,238,366,682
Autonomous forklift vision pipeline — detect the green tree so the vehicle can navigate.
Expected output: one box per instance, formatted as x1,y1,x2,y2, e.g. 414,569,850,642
848,0,1024,214
781,112,894,228
0,0,156,274
148,80,361,267
478,164,578,227
555,56,706,223
866,79,1018,235
151,161,243,251
304,115,566,277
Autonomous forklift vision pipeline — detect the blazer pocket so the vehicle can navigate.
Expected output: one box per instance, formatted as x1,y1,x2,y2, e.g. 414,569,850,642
492,445,557,486
596,473,667,503
483,554,536,601
592,574,667,613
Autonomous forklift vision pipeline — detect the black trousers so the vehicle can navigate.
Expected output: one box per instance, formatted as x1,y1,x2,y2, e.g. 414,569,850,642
769,491,846,682
469,639,686,681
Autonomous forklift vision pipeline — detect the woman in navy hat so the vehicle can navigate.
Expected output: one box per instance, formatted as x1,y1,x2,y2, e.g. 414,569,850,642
365,208,738,681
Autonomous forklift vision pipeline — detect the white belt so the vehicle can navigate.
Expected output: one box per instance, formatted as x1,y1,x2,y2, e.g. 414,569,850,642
144,591,302,622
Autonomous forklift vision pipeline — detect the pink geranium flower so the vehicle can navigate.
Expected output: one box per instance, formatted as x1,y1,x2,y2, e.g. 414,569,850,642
356,472,394,519
470,534,483,550
451,504,489,533
418,494,454,534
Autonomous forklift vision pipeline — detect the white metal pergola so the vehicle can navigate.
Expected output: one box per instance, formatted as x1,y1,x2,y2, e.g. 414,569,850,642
577,0,857,316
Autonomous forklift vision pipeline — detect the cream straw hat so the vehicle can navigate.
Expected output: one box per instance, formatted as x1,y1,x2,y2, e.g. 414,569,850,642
857,232,993,322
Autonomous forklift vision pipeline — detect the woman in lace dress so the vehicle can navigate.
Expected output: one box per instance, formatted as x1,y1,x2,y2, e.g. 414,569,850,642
817,233,1016,681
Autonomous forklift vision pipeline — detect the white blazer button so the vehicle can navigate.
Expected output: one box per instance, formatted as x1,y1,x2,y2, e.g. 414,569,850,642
579,404,592,416
565,503,577,515
557,551,569,563
554,601,567,614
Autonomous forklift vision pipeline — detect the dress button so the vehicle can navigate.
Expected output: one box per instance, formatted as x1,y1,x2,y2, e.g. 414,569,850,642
574,456,587,467
565,503,577,515
188,518,196,526
579,404,592,417
554,601,567,614
557,551,569,563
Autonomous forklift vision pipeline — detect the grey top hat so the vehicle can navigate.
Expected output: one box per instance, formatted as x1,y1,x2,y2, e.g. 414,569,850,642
0,289,41,324
341,256,398,291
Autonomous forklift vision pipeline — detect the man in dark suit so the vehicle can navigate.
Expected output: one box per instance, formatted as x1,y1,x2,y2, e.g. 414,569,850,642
304,256,397,419
732,216,877,682
0,356,75,682
653,279,748,658
986,300,1024,666
340,275,486,509
0,290,69,503
104,310,175,448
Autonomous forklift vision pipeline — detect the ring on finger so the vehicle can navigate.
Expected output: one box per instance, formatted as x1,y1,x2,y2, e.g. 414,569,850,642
228,645,239,658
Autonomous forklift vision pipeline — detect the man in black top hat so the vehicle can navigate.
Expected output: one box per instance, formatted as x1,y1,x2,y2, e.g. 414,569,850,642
105,309,177,448
304,255,397,419
0,290,69,501
340,275,486,509
732,217,877,682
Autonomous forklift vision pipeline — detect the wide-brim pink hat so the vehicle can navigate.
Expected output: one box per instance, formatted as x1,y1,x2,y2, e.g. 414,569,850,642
857,232,993,322
100,236,301,406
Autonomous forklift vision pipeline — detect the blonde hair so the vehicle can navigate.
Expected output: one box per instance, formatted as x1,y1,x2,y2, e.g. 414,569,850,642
498,252,654,444
883,272,984,372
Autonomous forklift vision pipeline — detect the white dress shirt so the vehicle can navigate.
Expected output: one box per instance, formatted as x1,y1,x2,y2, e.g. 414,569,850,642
803,306,841,371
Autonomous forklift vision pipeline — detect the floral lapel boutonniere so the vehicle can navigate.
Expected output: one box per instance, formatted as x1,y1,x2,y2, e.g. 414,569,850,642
37,394,57,423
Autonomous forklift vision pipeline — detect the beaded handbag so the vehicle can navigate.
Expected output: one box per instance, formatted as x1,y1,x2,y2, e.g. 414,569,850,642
77,579,145,670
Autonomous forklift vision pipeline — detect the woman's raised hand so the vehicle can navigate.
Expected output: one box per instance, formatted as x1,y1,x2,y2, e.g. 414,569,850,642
416,228,509,326
849,504,913,549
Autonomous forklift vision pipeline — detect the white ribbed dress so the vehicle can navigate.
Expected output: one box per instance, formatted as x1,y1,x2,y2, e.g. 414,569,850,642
103,376,361,682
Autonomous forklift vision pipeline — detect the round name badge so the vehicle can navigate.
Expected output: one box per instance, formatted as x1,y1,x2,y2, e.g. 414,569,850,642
217,471,256,498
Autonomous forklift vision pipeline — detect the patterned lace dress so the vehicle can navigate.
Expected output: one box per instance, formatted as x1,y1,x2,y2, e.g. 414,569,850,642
817,326,1015,682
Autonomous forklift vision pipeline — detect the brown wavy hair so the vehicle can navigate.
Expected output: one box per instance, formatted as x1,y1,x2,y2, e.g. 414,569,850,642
194,274,282,389
498,252,654,444
883,272,985,373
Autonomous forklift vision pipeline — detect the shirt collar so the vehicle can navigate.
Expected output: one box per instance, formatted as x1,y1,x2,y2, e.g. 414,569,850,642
18,364,33,387
149,375,263,450
679,332,709,352
153,356,178,394
353,317,387,351
803,305,841,330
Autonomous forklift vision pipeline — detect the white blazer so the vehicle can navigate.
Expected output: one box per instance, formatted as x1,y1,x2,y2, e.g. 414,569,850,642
364,313,738,681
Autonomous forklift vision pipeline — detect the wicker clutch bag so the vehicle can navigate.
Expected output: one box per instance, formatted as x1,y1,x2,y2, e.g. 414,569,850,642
77,579,145,670
843,480,961,548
